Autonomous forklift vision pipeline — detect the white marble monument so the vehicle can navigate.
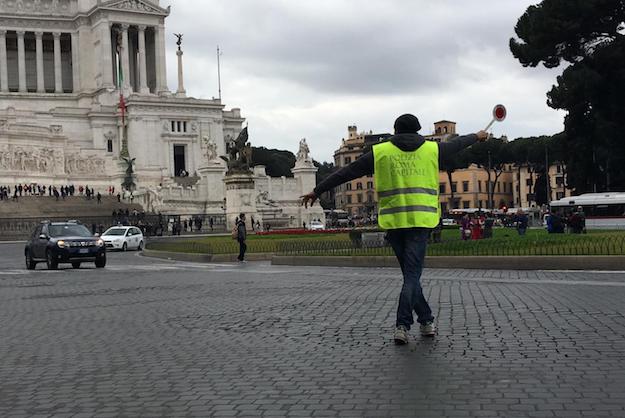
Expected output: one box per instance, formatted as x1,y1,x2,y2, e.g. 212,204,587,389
0,0,323,228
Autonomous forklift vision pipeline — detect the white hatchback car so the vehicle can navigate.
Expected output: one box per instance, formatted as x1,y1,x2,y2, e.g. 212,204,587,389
102,226,144,251
308,220,325,231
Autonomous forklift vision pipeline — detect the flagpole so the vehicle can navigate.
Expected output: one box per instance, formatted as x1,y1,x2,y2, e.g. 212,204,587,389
217,45,222,101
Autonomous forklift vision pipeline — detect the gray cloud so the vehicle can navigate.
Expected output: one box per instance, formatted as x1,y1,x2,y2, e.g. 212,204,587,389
164,0,564,161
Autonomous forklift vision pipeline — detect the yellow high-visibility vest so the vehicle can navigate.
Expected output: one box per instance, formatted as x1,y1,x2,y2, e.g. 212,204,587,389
373,140,440,229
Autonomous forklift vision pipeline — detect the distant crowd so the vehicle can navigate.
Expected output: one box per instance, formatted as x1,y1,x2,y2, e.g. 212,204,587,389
0,184,123,203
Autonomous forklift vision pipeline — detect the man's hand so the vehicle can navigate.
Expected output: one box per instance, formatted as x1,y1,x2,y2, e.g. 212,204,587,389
300,192,318,208
476,130,489,142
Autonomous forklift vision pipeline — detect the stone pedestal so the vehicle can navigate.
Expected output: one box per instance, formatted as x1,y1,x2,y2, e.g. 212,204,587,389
197,162,226,203
292,161,325,227
224,173,258,231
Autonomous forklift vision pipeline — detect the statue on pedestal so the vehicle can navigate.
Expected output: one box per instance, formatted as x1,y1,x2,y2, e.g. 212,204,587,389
121,157,136,192
174,33,183,51
203,136,219,163
296,138,311,163
221,127,253,175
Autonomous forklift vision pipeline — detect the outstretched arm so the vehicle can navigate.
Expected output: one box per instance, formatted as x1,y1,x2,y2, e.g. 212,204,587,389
301,152,374,207
438,130,489,163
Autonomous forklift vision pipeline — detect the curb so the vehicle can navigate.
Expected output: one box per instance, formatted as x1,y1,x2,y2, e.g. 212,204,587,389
141,249,273,263
142,249,214,263
271,255,625,271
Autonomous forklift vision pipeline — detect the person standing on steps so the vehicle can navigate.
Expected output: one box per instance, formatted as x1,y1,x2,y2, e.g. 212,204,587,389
301,114,489,345
237,213,248,262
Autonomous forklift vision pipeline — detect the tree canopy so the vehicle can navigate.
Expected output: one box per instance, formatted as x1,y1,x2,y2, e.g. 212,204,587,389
510,0,625,192
251,147,296,177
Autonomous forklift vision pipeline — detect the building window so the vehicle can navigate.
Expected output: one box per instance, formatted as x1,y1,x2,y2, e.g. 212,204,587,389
503,183,507,193
557,165,561,173
462,200,470,209
478,180,482,192
106,139,113,153
439,183,446,194
356,182,363,190
346,183,352,191
367,181,373,190
347,195,352,204
462,181,469,192
509,183,513,193
367,193,373,203
526,193,535,202
440,202,447,213
478,200,483,208
556,176,564,186
451,182,457,193
344,157,352,165
357,194,363,203
171,120,189,133
526,179,532,187
497,182,501,193
556,192,565,199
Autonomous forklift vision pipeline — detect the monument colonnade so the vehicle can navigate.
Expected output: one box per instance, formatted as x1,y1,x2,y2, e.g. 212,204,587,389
0,29,73,94
0,20,167,95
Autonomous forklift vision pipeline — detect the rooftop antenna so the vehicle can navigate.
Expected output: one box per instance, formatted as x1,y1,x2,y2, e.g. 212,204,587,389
217,45,223,101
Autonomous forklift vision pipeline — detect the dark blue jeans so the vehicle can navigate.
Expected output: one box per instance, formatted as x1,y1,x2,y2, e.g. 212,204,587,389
386,228,434,329
238,240,247,261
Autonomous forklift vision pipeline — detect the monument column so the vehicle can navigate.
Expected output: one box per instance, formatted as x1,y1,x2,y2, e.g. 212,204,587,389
53,32,63,93
101,22,114,88
0,30,8,92
154,24,168,93
175,34,185,97
35,32,45,93
17,31,26,92
120,24,131,91
137,25,149,94
71,32,80,93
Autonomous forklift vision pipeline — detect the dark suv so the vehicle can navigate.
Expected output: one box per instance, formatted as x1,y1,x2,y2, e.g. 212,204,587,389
24,221,107,270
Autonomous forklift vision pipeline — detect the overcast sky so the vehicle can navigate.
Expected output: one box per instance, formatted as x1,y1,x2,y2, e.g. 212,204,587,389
164,0,565,162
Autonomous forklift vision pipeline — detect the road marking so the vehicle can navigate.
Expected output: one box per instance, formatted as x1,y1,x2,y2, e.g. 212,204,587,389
0,270,27,276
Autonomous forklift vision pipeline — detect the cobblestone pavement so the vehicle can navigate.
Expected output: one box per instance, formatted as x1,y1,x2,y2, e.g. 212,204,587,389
1,242,625,417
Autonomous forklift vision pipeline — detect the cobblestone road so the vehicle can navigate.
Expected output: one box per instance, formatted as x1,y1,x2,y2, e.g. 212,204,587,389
1,242,625,417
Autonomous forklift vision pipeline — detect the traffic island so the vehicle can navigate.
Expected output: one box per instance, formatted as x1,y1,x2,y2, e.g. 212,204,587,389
142,248,273,263
271,255,625,271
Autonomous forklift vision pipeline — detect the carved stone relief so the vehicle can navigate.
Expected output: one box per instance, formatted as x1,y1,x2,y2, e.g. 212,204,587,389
0,144,63,174
65,153,106,176
108,0,162,13
0,0,73,15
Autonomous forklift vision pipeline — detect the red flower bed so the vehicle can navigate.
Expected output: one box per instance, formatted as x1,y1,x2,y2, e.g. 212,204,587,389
255,228,349,236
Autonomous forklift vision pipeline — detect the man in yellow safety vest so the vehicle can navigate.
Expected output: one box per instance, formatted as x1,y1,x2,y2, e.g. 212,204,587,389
301,114,488,344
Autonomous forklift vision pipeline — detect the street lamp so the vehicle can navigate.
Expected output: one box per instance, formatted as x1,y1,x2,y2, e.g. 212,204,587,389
220,198,226,230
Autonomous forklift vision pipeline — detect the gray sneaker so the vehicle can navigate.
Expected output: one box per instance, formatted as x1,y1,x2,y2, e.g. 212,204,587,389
394,325,408,345
420,321,436,337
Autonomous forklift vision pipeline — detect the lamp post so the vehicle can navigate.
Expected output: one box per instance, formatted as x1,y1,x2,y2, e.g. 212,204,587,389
487,150,492,209
221,198,226,230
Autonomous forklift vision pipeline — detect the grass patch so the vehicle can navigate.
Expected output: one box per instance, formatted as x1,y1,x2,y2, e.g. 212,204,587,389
146,233,351,255
145,228,625,257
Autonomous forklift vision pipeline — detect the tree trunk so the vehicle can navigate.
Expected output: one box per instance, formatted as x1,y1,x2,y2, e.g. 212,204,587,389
483,168,492,209
446,170,455,209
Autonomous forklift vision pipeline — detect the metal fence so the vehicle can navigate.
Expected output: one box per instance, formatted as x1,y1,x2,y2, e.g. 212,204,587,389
0,213,227,241
275,234,625,257
146,237,319,255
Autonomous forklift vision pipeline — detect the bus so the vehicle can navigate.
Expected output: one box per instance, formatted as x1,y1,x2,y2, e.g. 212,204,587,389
550,192,625,229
